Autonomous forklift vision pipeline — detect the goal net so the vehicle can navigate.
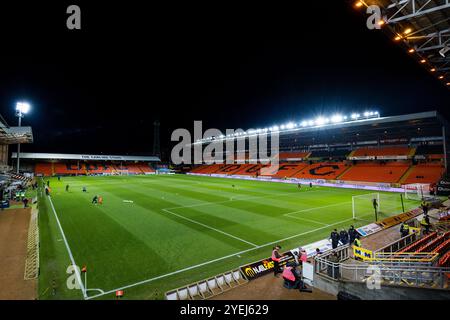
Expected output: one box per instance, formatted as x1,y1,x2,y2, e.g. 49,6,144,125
403,183,430,201
352,192,409,221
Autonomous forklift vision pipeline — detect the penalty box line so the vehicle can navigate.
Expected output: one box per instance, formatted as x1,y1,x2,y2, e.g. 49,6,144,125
85,216,357,300
162,208,258,247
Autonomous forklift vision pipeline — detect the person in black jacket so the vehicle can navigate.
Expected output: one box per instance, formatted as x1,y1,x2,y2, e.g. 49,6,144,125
348,225,357,244
330,229,340,249
339,229,349,245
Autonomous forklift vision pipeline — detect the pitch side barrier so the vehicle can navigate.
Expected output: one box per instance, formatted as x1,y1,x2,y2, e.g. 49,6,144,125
187,173,405,193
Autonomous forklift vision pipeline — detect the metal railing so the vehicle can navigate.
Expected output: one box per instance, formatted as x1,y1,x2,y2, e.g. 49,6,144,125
314,254,450,289
374,232,418,254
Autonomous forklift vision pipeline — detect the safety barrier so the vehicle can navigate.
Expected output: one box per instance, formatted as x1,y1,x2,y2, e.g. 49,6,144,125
374,231,419,254
314,248,450,289
165,269,248,300
24,209,39,280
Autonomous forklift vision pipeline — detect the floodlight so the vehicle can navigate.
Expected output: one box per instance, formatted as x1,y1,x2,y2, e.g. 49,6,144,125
280,125,286,130
16,102,31,114
331,114,343,123
315,117,326,126
286,122,295,129
363,112,370,117
300,121,308,127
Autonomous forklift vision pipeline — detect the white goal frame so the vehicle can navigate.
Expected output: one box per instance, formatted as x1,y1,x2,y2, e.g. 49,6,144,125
403,183,430,201
352,193,380,220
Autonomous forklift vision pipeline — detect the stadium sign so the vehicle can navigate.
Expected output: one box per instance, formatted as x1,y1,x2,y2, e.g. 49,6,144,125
240,252,294,280
437,178,450,196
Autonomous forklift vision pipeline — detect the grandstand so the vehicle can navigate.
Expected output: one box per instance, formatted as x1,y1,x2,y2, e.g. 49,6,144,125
188,111,449,188
11,153,160,176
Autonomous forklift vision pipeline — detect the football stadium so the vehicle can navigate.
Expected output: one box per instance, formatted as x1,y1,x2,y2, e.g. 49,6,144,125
1,0,450,306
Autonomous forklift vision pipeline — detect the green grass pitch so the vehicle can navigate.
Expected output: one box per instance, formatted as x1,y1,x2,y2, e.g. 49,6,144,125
37,174,419,300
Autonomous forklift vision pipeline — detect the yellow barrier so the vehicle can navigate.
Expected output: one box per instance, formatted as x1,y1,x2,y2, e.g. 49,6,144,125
353,246,374,260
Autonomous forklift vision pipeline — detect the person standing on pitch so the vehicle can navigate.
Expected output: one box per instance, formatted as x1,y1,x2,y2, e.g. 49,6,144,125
330,229,340,249
66,185,69,192
372,198,378,213
92,195,98,204
272,246,283,277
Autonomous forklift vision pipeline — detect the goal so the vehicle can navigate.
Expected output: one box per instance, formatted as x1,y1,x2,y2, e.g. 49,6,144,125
403,183,430,201
352,192,406,221
352,193,379,220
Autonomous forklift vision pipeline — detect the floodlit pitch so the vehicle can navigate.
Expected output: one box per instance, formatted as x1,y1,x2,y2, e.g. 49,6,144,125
38,174,420,299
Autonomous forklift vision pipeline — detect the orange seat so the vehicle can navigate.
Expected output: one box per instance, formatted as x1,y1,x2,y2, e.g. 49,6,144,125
291,162,348,180
340,163,409,183
403,164,444,184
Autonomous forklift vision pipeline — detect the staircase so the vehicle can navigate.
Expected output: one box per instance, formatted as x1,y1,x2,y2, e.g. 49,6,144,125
399,165,416,184
336,165,353,180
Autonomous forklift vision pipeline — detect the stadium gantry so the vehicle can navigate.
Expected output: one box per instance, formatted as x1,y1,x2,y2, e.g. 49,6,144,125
354,0,450,87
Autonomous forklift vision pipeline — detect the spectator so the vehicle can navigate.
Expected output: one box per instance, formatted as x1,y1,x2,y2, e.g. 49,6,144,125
272,246,283,277
348,225,357,244
339,229,349,245
315,248,323,256
299,248,308,263
23,198,29,208
327,252,340,279
329,229,340,249
282,262,302,290
400,222,410,238
353,235,362,247
420,214,431,235
421,202,429,215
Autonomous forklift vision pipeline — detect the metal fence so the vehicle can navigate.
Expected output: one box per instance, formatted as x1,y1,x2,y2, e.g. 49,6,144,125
314,248,450,289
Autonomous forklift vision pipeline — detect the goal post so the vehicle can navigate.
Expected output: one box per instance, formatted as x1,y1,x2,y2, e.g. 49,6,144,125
352,193,380,220
352,192,416,222
403,183,430,201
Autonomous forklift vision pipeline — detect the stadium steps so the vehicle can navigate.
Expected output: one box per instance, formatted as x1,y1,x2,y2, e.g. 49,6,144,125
346,150,356,159
408,147,417,158
399,165,416,184
336,165,353,180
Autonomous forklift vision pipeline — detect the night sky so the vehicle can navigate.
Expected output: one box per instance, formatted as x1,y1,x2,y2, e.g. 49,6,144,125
0,1,449,159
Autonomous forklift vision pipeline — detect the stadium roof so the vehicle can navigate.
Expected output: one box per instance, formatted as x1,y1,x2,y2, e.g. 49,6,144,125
0,114,33,144
194,111,449,147
357,0,450,87
10,153,160,162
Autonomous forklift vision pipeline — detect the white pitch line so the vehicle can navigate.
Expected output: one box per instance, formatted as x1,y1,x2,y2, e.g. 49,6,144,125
85,216,357,300
162,208,258,247
284,215,329,226
47,194,87,300
284,201,352,217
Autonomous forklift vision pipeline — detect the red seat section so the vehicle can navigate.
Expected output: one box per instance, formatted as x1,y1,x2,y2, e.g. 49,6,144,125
260,162,308,178
35,162,155,176
292,162,348,180
399,232,438,253
340,162,410,183
351,146,412,158
35,163,53,176
403,163,444,184
214,164,247,175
